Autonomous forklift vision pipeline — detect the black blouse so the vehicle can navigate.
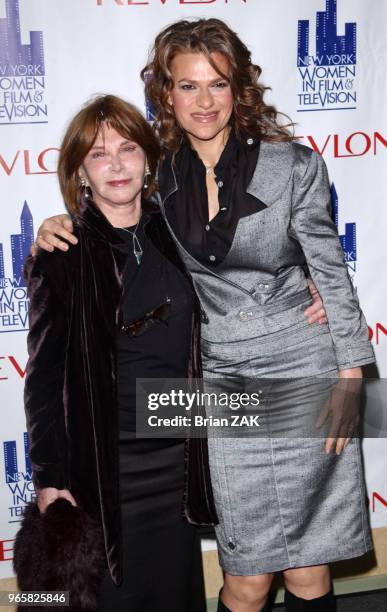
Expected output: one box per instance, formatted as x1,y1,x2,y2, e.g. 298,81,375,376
115,214,194,431
165,130,266,267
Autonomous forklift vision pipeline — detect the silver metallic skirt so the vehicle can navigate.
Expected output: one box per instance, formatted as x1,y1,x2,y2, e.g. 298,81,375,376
201,321,373,575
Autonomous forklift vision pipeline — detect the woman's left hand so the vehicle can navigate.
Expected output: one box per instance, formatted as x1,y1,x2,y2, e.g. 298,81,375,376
37,487,77,513
304,278,328,324
316,368,363,454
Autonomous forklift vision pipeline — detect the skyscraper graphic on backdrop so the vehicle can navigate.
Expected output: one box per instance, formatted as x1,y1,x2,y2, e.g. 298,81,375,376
143,70,156,121
3,433,31,484
331,183,357,270
297,0,357,111
0,0,45,76
298,0,356,66
0,0,47,124
0,202,33,333
10,201,34,283
145,97,156,122
0,201,34,286
3,434,34,523
0,243,4,278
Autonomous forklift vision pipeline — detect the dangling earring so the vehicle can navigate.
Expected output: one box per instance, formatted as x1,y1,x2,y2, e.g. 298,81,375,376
80,176,91,200
143,160,151,190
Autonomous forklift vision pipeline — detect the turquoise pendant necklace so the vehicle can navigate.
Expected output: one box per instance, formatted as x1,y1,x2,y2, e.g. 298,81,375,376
119,216,143,265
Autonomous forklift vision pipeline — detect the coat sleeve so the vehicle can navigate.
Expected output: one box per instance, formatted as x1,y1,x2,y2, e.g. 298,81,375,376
24,254,69,490
289,149,375,370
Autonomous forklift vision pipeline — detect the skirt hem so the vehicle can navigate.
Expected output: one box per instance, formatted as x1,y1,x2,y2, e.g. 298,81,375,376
218,543,374,576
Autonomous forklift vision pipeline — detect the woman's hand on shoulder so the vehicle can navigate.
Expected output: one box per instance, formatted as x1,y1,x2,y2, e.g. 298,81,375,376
31,214,78,256
37,486,77,513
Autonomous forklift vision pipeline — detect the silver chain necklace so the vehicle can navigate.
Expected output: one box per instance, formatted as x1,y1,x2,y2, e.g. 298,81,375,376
118,216,143,265
201,132,228,176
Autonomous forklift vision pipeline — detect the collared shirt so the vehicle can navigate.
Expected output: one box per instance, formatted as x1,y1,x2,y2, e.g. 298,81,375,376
165,130,265,267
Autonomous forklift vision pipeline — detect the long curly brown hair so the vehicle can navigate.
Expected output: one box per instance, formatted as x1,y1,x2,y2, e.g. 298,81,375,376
141,18,295,153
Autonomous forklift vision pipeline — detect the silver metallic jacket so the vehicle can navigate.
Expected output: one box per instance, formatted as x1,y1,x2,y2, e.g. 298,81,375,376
158,141,375,371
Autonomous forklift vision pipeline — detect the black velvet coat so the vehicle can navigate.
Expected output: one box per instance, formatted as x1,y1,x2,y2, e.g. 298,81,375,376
24,200,218,586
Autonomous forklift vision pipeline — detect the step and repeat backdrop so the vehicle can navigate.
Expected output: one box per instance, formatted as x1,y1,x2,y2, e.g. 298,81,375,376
0,0,386,579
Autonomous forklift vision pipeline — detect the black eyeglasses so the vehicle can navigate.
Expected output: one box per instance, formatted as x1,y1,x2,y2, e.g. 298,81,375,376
121,299,172,337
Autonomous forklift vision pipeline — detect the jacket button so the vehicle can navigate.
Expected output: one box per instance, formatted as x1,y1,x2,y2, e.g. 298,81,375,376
217,180,224,188
209,255,216,262
246,138,254,145
258,283,264,289
239,311,253,320
228,540,236,550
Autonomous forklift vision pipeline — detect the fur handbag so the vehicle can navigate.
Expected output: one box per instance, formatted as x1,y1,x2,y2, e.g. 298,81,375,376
13,498,106,611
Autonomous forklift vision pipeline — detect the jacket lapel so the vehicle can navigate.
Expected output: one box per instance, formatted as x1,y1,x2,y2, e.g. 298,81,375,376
159,141,296,210
157,152,178,205
246,140,296,206
75,200,128,253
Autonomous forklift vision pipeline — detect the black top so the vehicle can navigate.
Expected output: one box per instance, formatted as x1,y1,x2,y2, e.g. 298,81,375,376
116,214,194,431
165,130,265,267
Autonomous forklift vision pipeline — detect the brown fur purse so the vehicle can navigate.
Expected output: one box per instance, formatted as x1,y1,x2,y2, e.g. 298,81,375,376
13,498,106,611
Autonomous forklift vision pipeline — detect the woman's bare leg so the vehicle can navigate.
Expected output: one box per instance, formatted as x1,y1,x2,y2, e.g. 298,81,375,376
220,572,274,611
283,564,331,599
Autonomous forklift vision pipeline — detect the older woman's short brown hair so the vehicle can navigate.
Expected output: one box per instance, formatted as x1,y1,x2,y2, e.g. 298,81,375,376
58,95,160,214
141,18,295,153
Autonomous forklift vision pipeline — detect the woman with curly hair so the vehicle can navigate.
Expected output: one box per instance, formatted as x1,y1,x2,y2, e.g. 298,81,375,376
33,18,374,612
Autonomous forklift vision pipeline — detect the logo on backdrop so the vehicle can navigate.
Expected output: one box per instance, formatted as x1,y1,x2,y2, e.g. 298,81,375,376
297,0,357,112
145,97,155,122
299,131,387,158
0,201,34,333
2,433,35,523
0,147,59,175
0,0,47,125
0,355,26,380
368,323,387,346
331,183,356,275
143,70,156,122
368,492,387,514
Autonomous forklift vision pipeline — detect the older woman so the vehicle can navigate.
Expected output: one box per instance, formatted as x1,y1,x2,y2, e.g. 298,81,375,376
24,94,217,612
